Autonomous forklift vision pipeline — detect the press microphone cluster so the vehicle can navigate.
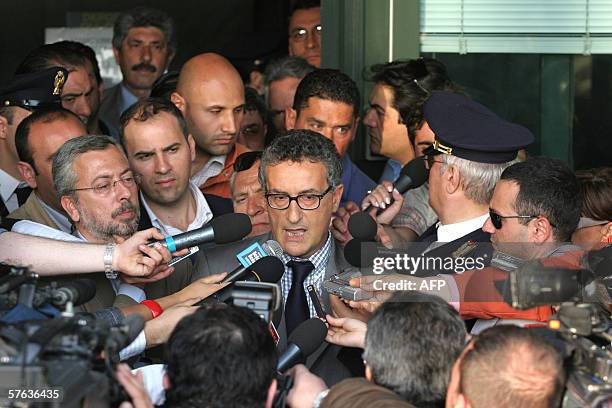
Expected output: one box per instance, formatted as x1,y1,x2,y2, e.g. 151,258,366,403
147,213,252,252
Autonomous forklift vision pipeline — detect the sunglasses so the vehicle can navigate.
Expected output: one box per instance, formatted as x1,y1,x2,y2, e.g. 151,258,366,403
233,151,263,173
488,209,537,230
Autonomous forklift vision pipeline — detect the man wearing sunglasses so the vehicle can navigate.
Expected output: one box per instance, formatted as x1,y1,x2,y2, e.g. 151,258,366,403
0,67,67,217
195,130,356,385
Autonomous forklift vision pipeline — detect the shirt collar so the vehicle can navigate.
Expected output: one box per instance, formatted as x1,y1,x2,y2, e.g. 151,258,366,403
0,169,21,201
38,196,73,234
436,213,490,243
140,181,213,235
119,84,139,113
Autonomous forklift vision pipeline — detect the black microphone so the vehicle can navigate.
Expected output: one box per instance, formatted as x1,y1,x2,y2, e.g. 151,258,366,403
200,256,285,305
277,318,327,373
344,238,380,268
106,314,146,352
348,212,378,241
223,256,284,283
363,157,429,213
51,278,96,307
147,213,252,252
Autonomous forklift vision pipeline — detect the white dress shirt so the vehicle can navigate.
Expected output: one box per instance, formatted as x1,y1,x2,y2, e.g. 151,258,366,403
0,169,24,213
141,182,213,236
190,155,226,188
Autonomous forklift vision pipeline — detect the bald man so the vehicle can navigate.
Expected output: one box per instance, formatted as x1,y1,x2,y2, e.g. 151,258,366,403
171,53,248,199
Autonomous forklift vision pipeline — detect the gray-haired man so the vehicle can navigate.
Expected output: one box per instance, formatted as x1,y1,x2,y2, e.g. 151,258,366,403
194,130,355,385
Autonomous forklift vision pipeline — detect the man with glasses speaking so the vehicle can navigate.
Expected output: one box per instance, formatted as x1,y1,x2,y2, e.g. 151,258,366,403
195,130,355,384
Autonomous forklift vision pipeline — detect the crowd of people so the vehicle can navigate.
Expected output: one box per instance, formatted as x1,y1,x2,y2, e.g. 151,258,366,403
0,1,611,407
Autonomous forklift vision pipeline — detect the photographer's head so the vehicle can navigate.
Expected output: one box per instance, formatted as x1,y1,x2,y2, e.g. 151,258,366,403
363,291,466,407
483,157,581,258
164,304,278,408
259,130,343,258
447,325,564,408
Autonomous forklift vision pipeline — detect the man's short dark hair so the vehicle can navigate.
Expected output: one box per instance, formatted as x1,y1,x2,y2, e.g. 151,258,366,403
363,291,466,407
369,58,459,140
460,325,565,408
290,0,321,16
500,157,581,241
15,41,102,85
245,86,268,122
15,107,81,173
165,305,277,408
119,97,188,146
292,69,360,118
113,7,177,54
259,129,342,192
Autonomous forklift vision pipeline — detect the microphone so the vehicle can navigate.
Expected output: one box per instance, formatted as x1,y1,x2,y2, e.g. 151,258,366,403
348,212,378,241
221,240,284,283
277,318,327,373
106,314,145,352
148,213,252,251
363,157,429,213
223,256,284,283
344,238,380,268
51,278,96,307
200,256,285,304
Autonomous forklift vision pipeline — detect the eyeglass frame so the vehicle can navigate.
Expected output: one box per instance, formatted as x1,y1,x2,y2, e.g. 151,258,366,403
265,185,333,210
67,172,139,196
425,154,445,170
289,24,322,42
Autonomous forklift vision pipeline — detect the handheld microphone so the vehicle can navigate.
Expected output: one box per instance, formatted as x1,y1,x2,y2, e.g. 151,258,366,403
277,318,327,373
223,256,284,283
51,278,96,307
222,240,284,283
147,213,252,252
363,157,429,213
347,212,378,241
200,256,285,305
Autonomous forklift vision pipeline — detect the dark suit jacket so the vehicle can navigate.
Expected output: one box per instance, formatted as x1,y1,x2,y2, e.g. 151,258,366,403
192,233,355,385
413,224,493,277
98,84,123,139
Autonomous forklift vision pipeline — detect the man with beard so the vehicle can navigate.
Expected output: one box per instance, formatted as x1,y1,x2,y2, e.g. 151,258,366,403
171,53,248,198
52,134,143,310
100,7,176,136
120,97,231,235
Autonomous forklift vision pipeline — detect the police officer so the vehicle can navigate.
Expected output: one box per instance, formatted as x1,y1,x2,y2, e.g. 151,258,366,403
0,67,67,216
366,91,534,276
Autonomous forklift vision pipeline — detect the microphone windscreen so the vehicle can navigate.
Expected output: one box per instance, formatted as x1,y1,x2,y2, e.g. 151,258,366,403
263,240,284,258
210,213,252,244
344,239,377,268
288,318,327,356
395,157,429,194
348,212,377,241
252,256,285,282
63,278,97,306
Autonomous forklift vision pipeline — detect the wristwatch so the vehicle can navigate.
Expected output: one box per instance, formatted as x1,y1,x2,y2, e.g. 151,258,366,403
104,243,118,279
312,389,329,408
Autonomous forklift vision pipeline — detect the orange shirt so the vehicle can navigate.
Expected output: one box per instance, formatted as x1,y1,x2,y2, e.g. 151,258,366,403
199,143,250,199
454,250,584,321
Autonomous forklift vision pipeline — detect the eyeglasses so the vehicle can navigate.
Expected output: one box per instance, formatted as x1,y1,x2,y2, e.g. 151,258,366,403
69,173,139,196
290,25,322,42
234,151,263,172
425,154,444,170
265,186,332,210
488,209,536,229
